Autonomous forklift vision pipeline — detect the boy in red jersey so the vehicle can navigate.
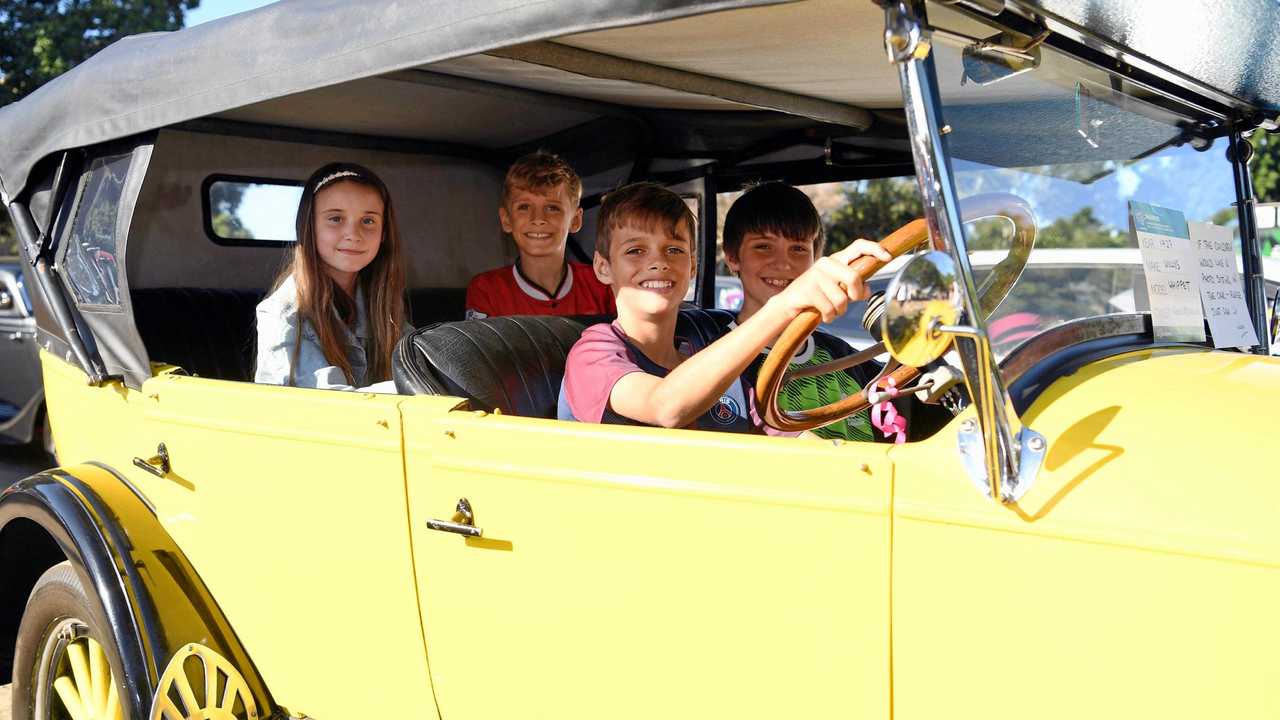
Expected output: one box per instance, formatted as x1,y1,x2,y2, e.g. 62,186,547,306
465,152,614,319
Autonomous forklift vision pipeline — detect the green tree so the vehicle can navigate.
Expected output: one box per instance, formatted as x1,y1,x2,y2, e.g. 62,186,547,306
0,0,199,257
209,181,251,240
824,177,922,253
979,206,1126,250
1250,131,1280,203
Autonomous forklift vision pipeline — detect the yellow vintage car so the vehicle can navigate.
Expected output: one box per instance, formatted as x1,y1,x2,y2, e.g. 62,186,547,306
2,1,1279,719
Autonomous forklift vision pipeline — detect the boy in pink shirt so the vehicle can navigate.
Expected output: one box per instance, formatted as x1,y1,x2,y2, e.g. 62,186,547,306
558,182,888,434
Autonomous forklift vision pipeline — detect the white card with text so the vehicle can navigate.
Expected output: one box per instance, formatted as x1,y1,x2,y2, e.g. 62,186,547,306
1189,221,1258,348
1130,201,1205,342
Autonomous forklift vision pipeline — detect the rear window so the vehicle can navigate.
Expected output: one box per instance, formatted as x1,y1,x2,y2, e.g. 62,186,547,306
62,153,132,306
203,175,304,246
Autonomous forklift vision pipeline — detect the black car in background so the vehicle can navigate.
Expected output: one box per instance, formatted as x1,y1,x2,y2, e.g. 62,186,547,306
0,261,49,454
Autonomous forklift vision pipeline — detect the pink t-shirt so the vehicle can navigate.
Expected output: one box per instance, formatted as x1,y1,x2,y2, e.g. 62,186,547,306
557,322,796,436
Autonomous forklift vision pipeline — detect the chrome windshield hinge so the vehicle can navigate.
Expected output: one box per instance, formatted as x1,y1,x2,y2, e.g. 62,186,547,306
883,1,931,64
957,419,1046,502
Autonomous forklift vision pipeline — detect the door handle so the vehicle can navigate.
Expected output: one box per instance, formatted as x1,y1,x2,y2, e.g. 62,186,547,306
427,498,483,538
132,443,170,478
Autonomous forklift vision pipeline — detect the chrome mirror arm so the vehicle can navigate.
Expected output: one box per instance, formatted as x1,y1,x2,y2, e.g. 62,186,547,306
883,0,1041,503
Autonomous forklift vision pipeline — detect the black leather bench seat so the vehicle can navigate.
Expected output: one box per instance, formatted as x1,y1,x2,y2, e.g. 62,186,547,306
131,287,466,382
393,308,732,418
130,286,728,420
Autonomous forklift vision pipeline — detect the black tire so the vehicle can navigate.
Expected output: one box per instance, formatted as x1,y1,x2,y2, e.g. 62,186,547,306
11,561,128,720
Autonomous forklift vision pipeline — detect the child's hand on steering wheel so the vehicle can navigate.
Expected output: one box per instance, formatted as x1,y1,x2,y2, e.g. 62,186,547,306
771,239,892,322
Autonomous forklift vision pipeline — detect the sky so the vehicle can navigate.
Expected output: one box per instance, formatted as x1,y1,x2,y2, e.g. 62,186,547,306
185,0,280,27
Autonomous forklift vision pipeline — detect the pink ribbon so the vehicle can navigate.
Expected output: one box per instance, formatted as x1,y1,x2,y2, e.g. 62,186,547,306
869,377,908,444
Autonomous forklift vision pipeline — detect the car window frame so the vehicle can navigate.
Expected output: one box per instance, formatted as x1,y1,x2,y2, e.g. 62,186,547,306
201,173,305,248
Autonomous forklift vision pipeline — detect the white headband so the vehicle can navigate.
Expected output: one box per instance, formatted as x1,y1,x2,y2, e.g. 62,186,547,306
315,170,361,191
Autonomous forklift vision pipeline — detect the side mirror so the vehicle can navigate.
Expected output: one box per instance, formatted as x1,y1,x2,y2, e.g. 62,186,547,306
881,251,964,366
0,288,12,313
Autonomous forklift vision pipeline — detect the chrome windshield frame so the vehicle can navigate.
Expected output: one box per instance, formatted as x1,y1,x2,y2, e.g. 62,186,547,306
883,0,1027,500
883,0,1273,502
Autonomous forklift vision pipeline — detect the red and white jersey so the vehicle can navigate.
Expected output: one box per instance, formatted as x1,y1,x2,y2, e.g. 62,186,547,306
465,262,615,319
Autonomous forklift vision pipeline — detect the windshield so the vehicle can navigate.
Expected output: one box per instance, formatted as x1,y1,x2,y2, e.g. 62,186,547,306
929,10,1242,359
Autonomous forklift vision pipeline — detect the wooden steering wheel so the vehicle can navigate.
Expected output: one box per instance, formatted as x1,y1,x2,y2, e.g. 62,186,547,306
755,193,1037,433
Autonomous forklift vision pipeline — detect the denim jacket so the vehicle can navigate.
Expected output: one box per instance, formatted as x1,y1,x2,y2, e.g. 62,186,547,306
255,275,386,391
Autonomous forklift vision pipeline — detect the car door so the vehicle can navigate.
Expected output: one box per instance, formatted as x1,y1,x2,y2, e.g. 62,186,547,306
132,376,437,720
402,402,893,720
0,267,40,434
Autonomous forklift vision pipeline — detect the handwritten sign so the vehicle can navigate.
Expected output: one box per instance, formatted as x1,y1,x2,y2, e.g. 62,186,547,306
1189,221,1258,348
1130,201,1205,342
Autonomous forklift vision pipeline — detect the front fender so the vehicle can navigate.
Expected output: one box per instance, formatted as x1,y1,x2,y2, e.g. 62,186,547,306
0,462,275,717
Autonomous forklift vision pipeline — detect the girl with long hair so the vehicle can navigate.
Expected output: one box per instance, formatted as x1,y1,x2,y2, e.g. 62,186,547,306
255,162,408,389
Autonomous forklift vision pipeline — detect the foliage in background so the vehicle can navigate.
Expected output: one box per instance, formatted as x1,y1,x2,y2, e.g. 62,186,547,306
820,181,1139,331
1249,132,1280,258
209,182,250,240
0,0,199,257
825,178,922,254
1250,131,1280,203
0,0,196,104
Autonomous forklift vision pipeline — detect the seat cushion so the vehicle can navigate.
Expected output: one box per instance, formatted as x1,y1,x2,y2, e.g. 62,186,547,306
393,307,736,418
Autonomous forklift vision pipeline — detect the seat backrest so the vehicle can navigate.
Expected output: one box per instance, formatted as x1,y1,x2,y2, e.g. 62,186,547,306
408,288,466,328
132,287,467,382
132,288,265,381
393,307,735,418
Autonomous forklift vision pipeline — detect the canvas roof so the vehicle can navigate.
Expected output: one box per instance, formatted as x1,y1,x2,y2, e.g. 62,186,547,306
0,0,792,201
2,0,1279,203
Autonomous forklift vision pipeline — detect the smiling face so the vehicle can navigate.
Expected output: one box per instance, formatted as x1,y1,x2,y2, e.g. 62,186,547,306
313,180,384,293
595,221,696,319
500,183,584,261
726,230,817,320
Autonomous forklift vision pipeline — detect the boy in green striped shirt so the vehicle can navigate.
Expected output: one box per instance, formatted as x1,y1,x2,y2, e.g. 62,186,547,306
724,183,879,441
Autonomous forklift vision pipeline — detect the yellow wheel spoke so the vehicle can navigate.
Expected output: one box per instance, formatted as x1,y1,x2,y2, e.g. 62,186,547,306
220,676,250,712
203,656,219,714
89,637,109,716
153,695,187,720
53,675,90,720
152,644,258,720
66,642,94,717
104,676,122,720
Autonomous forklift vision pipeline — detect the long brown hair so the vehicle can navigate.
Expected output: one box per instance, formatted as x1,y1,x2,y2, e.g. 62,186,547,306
272,162,406,386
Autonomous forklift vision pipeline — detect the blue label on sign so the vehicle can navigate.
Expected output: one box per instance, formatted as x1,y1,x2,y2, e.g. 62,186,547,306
1130,200,1189,239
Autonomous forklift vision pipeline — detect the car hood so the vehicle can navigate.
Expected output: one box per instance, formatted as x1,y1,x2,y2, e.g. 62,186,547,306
894,348,1280,567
